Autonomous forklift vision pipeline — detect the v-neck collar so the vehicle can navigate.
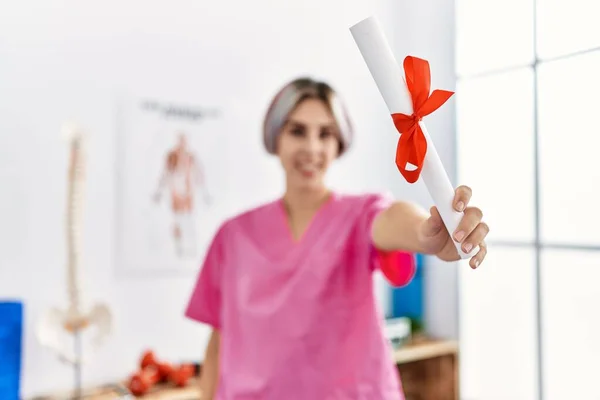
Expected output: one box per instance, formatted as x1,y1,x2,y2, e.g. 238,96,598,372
277,191,336,248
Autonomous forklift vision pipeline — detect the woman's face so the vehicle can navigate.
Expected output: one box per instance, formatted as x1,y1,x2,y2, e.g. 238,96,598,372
276,98,341,192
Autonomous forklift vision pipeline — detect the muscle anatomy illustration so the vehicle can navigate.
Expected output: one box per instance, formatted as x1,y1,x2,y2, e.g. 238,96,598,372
153,132,211,257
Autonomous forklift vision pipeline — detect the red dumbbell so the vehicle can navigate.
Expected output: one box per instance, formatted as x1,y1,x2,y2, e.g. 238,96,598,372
140,350,175,382
128,365,161,396
140,350,158,370
169,363,195,387
157,361,174,382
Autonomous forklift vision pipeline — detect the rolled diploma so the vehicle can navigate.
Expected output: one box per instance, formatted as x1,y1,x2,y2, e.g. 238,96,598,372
350,16,478,260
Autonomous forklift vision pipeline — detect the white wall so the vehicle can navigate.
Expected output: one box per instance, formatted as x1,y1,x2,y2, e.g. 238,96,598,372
0,0,457,397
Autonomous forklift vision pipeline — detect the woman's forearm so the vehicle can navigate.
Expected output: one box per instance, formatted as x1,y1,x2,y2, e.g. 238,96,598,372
371,201,434,254
371,192,485,263
200,328,220,399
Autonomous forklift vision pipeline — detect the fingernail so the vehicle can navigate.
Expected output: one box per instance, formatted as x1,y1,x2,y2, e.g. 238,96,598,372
464,243,473,253
454,231,465,242
474,260,480,269
456,201,464,212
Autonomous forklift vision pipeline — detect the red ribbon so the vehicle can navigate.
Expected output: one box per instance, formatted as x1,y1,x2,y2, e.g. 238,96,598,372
391,56,454,183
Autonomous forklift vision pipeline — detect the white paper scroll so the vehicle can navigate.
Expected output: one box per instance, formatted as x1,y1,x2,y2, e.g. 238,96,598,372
350,16,478,259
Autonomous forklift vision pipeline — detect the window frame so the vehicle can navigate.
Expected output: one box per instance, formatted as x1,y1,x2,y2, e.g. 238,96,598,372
455,1,600,399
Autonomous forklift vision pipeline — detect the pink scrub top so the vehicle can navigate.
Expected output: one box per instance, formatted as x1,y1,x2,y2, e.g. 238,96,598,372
185,192,416,400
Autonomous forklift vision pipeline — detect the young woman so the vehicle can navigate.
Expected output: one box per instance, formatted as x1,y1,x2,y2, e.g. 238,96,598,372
185,78,488,399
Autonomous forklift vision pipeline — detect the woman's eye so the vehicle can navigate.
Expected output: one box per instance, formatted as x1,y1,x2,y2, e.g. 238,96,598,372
320,129,333,139
290,128,304,136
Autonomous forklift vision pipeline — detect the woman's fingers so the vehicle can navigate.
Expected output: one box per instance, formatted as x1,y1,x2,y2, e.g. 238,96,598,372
469,240,487,269
454,185,472,212
461,220,489,255
453,206,484,244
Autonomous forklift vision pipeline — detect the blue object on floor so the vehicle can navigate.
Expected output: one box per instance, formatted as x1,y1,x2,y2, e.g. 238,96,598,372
389,253,424,323
0,301,23,400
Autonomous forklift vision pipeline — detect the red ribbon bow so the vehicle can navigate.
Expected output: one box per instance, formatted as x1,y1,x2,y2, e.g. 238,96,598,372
392,56,454,183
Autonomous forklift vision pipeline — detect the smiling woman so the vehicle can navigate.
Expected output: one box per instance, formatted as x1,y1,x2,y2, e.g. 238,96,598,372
264,79,350,206
184,77,489,400
262,78,353,158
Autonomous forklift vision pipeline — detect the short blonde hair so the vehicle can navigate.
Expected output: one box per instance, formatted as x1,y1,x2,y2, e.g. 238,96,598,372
262,77,354,156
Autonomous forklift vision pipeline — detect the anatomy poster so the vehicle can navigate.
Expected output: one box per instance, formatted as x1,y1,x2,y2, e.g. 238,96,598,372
116,96,229,275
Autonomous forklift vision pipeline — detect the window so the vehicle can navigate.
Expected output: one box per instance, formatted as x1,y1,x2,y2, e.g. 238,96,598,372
455,0,534,76
456,68,536,242
540,250,600,400
538,52,600,246
536,0,600,60
456,1,600,399
459,247,538,400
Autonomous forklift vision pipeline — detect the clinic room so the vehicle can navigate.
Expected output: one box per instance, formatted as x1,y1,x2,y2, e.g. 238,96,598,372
1,0,597,399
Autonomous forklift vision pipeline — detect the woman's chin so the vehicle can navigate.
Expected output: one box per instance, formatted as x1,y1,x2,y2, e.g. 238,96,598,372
289,174,325,191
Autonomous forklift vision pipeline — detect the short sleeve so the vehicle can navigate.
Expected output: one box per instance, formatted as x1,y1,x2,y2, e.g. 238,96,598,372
361,192,416,288
361,192,395,236
184,224,226,329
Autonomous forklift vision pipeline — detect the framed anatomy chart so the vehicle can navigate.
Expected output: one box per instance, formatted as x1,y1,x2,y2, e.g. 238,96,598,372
116,95,230,276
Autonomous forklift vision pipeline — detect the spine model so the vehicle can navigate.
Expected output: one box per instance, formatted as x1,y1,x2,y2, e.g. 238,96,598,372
65,134,86,330
36,123,112,369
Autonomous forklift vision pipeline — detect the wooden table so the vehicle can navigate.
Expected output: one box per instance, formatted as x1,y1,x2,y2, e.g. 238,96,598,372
31,339,458,400
27,379,202,400
394,339,459,400
128,339,459,400
125,379,201,400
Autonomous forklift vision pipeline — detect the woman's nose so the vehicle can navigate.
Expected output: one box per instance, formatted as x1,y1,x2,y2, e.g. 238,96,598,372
304,133,322,153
